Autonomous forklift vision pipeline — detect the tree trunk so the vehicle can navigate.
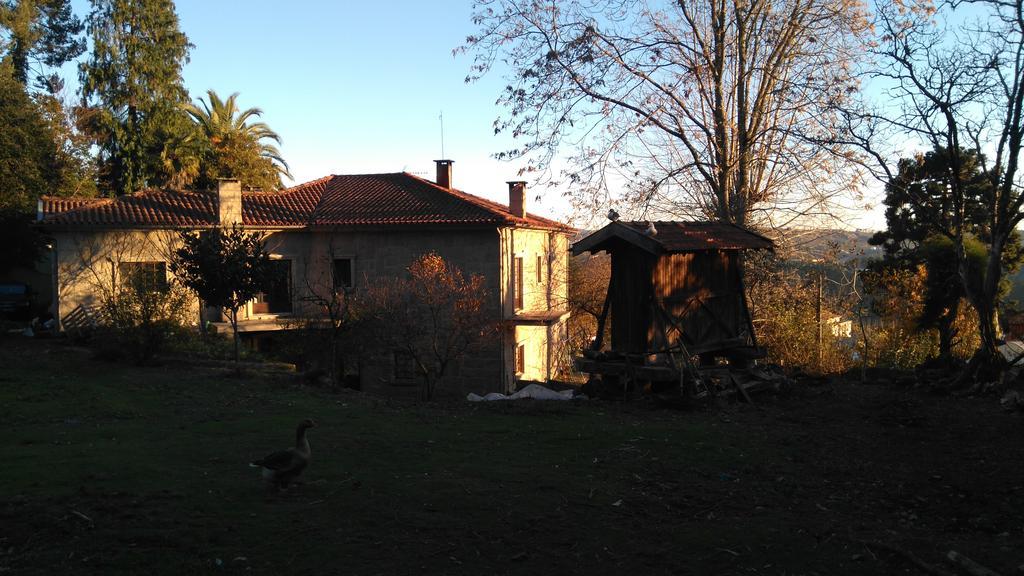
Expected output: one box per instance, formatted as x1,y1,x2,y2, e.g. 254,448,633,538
421,373,434,401
329,334,338,387
11,40,28,85
592,273,613,351
937,307,956,362
230,308,241,372
976,303,999,359
956,237,1005,385
975,240,1005,362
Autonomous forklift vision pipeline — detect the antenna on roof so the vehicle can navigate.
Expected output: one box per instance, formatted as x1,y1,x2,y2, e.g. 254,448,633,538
439,110,445,159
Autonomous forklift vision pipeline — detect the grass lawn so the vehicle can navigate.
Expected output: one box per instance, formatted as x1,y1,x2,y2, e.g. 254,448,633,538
1,336,1023,575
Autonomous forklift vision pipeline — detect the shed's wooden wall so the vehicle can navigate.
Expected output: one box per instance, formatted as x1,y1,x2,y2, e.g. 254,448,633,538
607,246,748,354
609,243,654,353
649,250,744,351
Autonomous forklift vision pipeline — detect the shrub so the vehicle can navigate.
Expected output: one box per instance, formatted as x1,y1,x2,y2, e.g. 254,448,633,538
361,252,495,400
97,276,192,364
747,256,855,375
164,329,259,363
860,262,980,370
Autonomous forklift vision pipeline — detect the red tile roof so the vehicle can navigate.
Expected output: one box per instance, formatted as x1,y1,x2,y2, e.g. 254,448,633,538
39,173,572,232
41,190,218,228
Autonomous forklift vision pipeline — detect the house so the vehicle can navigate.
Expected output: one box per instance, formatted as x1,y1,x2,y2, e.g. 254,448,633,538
38,160,573,395
571,220,773,390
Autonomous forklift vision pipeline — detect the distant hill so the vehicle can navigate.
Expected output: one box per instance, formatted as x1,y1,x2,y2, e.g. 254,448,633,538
781,229,1024,307
776,228,883,264
1008,269,1024,307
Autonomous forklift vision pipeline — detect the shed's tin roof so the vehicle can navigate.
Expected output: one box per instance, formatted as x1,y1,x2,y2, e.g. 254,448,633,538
573,221,773,255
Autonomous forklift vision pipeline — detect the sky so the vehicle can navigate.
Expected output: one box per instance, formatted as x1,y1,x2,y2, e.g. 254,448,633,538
172,1,533,211
62,0,888,231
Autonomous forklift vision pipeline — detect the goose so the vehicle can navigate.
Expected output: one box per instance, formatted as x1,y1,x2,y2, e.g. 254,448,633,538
250,418,316,490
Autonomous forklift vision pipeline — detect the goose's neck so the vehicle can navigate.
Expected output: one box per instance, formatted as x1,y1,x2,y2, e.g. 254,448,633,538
295,427,310,454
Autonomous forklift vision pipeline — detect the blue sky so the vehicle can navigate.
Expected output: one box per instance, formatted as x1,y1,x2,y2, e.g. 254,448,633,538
62,0,887,230
172,1,535,212
61,0,549,217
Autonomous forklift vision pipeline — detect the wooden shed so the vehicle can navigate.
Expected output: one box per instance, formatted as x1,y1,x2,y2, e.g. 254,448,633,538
573,221,774,394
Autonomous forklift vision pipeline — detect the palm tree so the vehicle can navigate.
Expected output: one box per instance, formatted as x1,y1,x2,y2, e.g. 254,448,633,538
184,90,291,188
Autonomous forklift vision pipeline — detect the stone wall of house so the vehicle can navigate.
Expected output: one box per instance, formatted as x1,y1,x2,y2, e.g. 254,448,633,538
50,224,572,397
264,228,505,397
51,229,203,330
499,227,570,317
498,227,572,385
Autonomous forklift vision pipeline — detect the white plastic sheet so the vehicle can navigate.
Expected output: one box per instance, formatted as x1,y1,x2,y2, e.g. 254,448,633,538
467,383,580,402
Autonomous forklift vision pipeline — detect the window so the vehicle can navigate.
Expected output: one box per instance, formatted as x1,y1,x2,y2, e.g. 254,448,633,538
254,259,292,314
333,257,354,290
514,256,524,310
118,261,167,292
536,254,543,283
515,343,526,376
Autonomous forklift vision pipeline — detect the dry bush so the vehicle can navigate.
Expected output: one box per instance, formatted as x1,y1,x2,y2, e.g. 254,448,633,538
861,265,979,370
98,276,192,364
360,253,495,400
561,254,610,377
747,257,854,375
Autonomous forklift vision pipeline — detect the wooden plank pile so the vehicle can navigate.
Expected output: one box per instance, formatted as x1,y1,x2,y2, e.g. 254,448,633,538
576,347,788,403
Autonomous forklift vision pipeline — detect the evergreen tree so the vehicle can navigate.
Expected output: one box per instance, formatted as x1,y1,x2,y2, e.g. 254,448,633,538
170,226,274,368
0,63,55,213
78,0,192,195
0,0,84,86
0,64,55,273
35,91,98,198
870,148,992,256
869,147,1023,362
2,2,95,200
185,90,291,191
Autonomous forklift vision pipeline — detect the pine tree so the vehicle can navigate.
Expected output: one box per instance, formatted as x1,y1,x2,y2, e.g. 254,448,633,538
0,64,55,273
0,64,56,213
78,0,192,195
869,148,1024,362
0,0,85,86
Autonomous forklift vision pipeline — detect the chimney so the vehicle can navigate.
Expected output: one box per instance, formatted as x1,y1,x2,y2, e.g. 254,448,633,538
217,179,242,226
507,181,526,218
434,159,453,189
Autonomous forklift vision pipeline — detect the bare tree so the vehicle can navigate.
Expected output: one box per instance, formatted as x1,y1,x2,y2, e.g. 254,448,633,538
363,253,496,401
850,0,1024,376
565,253,610,357
298,237,354,387
461,0,869,229
56,229,192,362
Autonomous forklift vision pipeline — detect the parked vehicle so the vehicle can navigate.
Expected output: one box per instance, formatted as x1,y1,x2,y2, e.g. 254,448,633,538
0,283,31,319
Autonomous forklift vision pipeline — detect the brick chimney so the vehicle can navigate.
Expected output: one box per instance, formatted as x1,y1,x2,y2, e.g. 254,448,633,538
507,181,526,218
434,159,453,189
217,179,242,226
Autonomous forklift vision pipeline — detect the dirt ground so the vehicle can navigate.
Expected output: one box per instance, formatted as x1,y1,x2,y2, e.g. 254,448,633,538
1,338,1023,575
700,377,1024,575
